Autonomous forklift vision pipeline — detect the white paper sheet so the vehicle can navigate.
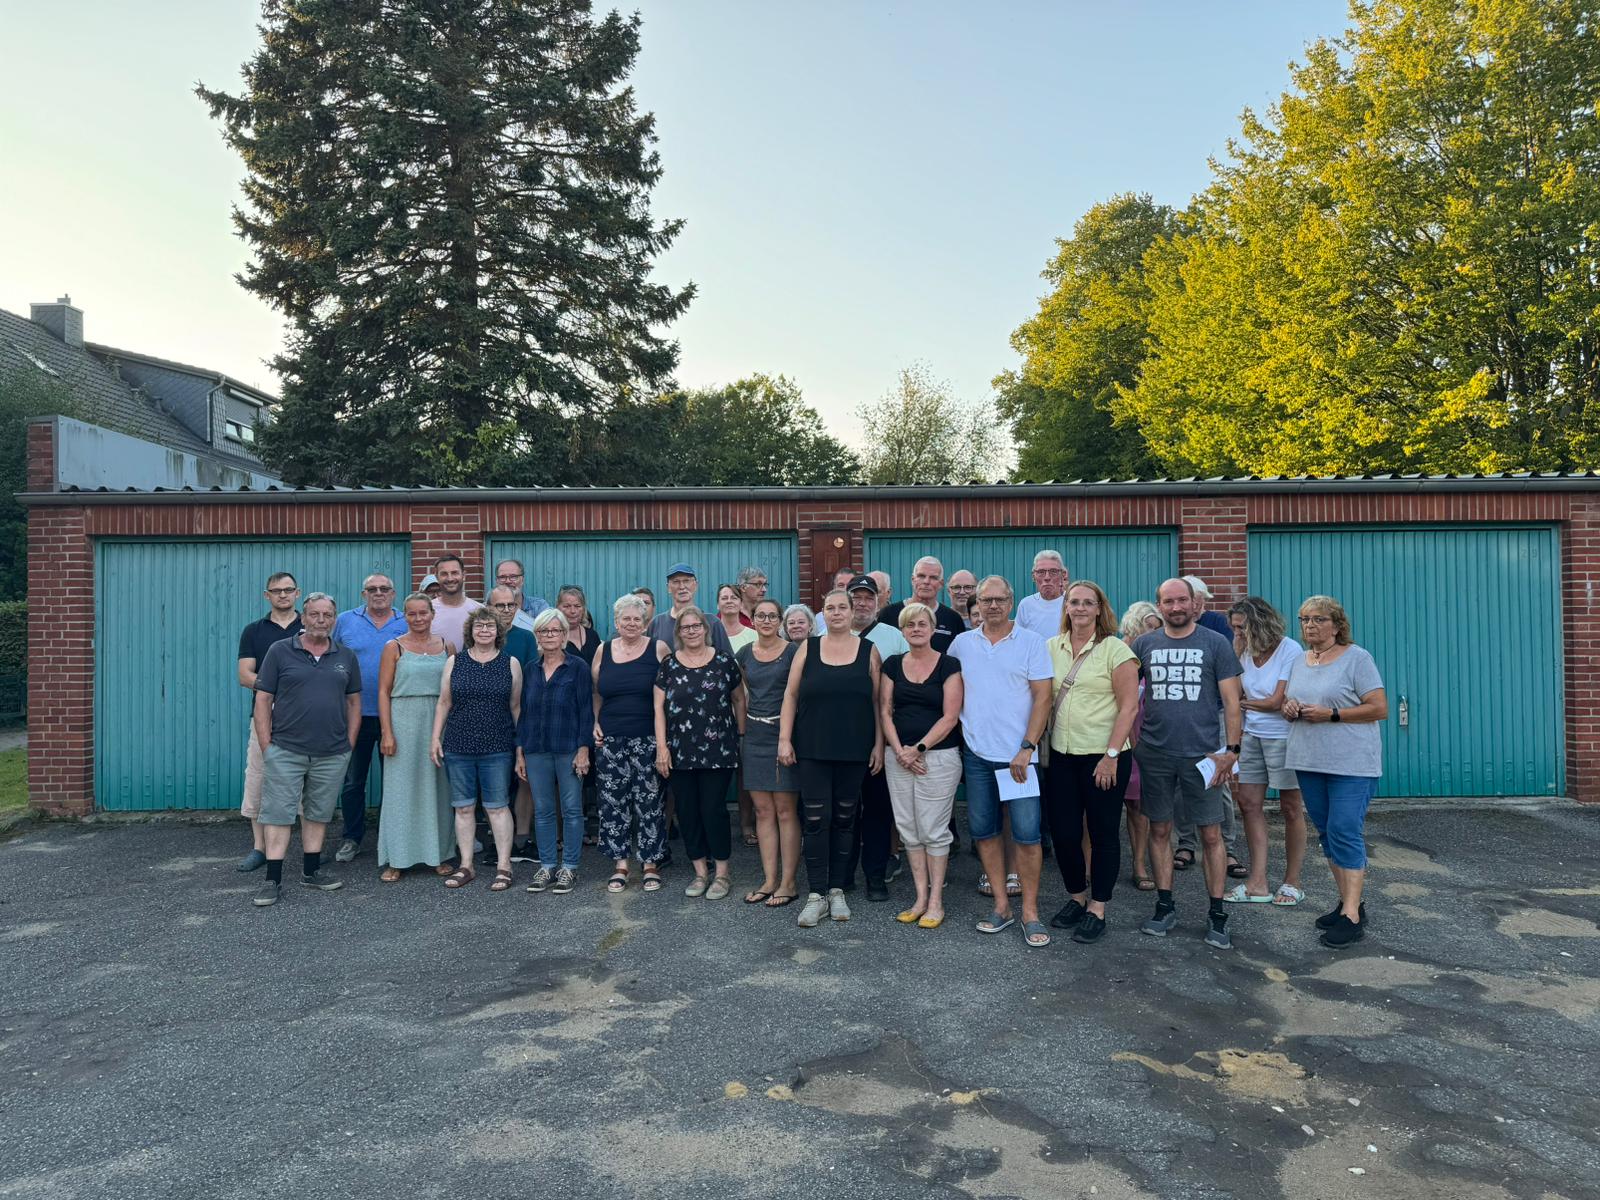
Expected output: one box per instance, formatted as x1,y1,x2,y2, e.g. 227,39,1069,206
1196,748,1227,788
994,765,1040,801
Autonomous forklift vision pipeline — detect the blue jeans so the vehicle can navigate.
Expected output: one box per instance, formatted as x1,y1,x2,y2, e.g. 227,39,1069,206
962,750,1042,845
524,751,585,869
1297,770,1376,869
443,751,514,810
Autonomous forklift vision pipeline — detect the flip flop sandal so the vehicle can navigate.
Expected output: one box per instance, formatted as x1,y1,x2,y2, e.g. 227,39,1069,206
444,867,475,889
744,890,774,905
489,870,514,893
606,870,630,893
976,913,1016,934
764,893,798,907
380,867,402,883
1023,920,1052,948
1223,883,1273,904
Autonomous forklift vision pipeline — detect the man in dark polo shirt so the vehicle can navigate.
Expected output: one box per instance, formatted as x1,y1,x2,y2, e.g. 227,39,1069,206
878,556,966,652
251,592,362,907
236,571,302,872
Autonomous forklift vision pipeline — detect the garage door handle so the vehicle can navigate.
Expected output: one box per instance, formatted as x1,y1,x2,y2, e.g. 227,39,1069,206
1398,695,1408,728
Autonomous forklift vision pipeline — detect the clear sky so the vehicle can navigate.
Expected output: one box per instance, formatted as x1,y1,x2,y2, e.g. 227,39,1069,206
0,0,1348,442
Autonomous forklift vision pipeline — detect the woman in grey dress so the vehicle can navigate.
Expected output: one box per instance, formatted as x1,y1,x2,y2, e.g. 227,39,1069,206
736,598,800,907
376,594,455,880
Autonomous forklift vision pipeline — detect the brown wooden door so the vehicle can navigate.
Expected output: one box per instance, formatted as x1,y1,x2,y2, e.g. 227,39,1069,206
808,527,855,608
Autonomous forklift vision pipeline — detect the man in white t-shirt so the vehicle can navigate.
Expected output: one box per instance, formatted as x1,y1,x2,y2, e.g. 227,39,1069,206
1015,550,1068,641
428,553,482,652
949,575,1053,946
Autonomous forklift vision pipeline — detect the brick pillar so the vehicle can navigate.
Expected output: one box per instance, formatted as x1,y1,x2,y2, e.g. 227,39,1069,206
27,506,94,815
26,418,55,492
1178,498,1248,608
410,504,485,597
1563,497,1600,802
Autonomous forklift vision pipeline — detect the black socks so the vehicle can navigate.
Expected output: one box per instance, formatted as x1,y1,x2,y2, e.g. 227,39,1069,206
1209,897,1228,924
266,859,283,885
303,849,321,877
1156,889,1174,910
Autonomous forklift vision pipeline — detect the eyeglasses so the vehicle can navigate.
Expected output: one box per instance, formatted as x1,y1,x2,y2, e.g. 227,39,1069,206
490,602,517,611
977,596,1009,605
364,585,394,593
1299,614,1332,624
753,612,779,621
496,572,523,582
266,587,297,596
536,626,564,635
678,622,706,632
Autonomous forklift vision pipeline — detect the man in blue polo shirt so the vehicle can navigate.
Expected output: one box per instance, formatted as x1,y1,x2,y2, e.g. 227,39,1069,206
331,574,406,862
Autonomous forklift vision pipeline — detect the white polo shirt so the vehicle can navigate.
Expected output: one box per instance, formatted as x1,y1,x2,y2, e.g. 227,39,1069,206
949,623,1053,762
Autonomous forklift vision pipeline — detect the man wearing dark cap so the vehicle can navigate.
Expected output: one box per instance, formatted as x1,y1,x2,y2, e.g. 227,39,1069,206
648,562,734,654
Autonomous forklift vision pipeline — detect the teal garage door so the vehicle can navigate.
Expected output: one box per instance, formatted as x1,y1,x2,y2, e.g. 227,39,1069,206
486,534,798,637
95,538,411,811
1249,525,1562,798
864,529,1177,625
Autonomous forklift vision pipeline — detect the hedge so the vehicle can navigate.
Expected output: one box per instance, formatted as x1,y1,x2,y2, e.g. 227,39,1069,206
0,600,25,678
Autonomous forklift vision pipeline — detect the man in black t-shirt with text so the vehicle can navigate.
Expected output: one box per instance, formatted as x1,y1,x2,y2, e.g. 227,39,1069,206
235,571,302,873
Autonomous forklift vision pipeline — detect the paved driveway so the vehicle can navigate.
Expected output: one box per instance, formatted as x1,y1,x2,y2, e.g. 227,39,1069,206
1,806,1597,1200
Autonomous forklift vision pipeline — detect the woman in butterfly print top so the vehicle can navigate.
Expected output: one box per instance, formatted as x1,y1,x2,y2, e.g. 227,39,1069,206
654,605,746,900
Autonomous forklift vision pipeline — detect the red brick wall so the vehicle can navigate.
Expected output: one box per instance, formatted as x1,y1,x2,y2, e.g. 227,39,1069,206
23,479,1599,810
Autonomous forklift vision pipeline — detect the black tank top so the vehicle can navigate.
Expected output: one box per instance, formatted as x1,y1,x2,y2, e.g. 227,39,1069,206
597,638,659,740
794,635,875,763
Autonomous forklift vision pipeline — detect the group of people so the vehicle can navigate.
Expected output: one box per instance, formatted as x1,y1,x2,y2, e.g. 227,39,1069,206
237,550,1386,951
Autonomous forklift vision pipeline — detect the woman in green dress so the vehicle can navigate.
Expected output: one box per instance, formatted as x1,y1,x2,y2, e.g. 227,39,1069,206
376,593,456,880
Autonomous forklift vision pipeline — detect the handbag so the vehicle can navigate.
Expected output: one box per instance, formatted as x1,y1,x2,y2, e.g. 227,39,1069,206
1039,637,1095,768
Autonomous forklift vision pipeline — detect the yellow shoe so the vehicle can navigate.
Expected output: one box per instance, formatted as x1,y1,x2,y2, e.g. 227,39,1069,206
917,913,945,929
895,908,923,924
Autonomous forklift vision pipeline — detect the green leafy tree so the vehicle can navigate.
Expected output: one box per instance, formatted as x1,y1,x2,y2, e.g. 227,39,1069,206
857,363,1005,484
649,375,859,485
997,193,1174,480
199,0,692,486
1118,0,1600,475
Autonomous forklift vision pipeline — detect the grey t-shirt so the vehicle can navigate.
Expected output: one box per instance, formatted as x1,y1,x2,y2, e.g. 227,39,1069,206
1133,626,1242,757
1284,645,1385,777
255,635,362,757
649,610,733,655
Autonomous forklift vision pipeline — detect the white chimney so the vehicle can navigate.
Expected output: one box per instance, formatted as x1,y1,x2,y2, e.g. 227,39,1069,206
30,295,84,348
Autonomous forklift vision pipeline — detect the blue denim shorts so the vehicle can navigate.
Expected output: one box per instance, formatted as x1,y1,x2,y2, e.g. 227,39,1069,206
443,751,514,810
962,750,1043,846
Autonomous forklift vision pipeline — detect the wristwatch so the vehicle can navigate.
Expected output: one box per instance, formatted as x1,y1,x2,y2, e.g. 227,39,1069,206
1330,708,1342,722
915,742,927,754
1104,747,1120,759
1226,743,1242,755
1020,739,1036,752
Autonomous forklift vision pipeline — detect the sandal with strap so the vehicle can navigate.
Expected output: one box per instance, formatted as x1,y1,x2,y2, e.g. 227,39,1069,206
444,867,475,889
606,870,630,893
641,867,663,892
1173,848,1196,871
489,869,514,893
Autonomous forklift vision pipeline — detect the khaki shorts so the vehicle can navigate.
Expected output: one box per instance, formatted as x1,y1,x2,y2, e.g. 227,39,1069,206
240,731,267,819
1237,733,1298,790
259,743,350,826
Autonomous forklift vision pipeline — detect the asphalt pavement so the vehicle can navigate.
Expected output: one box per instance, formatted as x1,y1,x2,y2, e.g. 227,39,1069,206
1,804,1597,1200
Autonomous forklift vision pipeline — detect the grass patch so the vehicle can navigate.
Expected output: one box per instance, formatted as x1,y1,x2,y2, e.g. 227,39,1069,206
0,747,26,818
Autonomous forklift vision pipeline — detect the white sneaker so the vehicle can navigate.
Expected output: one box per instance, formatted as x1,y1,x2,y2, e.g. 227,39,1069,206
828,888,851,922
334,839,358,863
797,893,828,927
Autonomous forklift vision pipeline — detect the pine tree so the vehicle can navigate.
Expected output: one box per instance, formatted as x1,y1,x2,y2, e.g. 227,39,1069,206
199,0,692,485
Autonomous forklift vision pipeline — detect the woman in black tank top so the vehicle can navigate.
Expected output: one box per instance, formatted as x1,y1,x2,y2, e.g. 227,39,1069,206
778,588,883,927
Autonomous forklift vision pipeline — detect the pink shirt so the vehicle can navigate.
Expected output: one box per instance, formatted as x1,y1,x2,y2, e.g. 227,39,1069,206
430,597,483,653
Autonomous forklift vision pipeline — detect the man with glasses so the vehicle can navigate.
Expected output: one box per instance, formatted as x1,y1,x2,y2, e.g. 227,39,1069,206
950,576,1054,945
649,563,734,653
735,566,768,628
493,559,549,626
236,572,303,872
489,585,540,862
1016,550,1070,641
947,570,979,629
331,575,406,862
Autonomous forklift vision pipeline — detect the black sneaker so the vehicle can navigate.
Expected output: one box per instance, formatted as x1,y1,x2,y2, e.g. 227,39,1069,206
1316,901,1366,930
885,853,904,883
1320,914,1365,948
1072,913,1107,943
510,840,539,864
300,872,344,892
252,881,281,907
1050,899,1087,930
865,876,890,902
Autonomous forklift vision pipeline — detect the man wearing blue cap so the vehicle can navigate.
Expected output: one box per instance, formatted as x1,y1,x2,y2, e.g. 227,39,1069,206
648,562,734,654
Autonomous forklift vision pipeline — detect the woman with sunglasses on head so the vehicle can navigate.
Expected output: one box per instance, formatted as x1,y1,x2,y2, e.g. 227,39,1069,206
1282,595,1387,948
737,598,802,906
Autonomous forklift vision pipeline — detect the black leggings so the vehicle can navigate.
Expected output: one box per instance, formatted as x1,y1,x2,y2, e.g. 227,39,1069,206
675,767,734,864
798,759,864,892
1045,753,1132,903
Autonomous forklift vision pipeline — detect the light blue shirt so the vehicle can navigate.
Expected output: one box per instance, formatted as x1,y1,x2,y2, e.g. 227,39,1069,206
332,606,406,716
861,621,910,658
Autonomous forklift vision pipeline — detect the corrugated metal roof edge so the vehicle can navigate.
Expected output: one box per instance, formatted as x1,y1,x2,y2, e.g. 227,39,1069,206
19,472,1600,506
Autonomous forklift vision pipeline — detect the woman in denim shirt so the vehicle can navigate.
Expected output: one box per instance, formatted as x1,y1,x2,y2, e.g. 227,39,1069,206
515,608,594,895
